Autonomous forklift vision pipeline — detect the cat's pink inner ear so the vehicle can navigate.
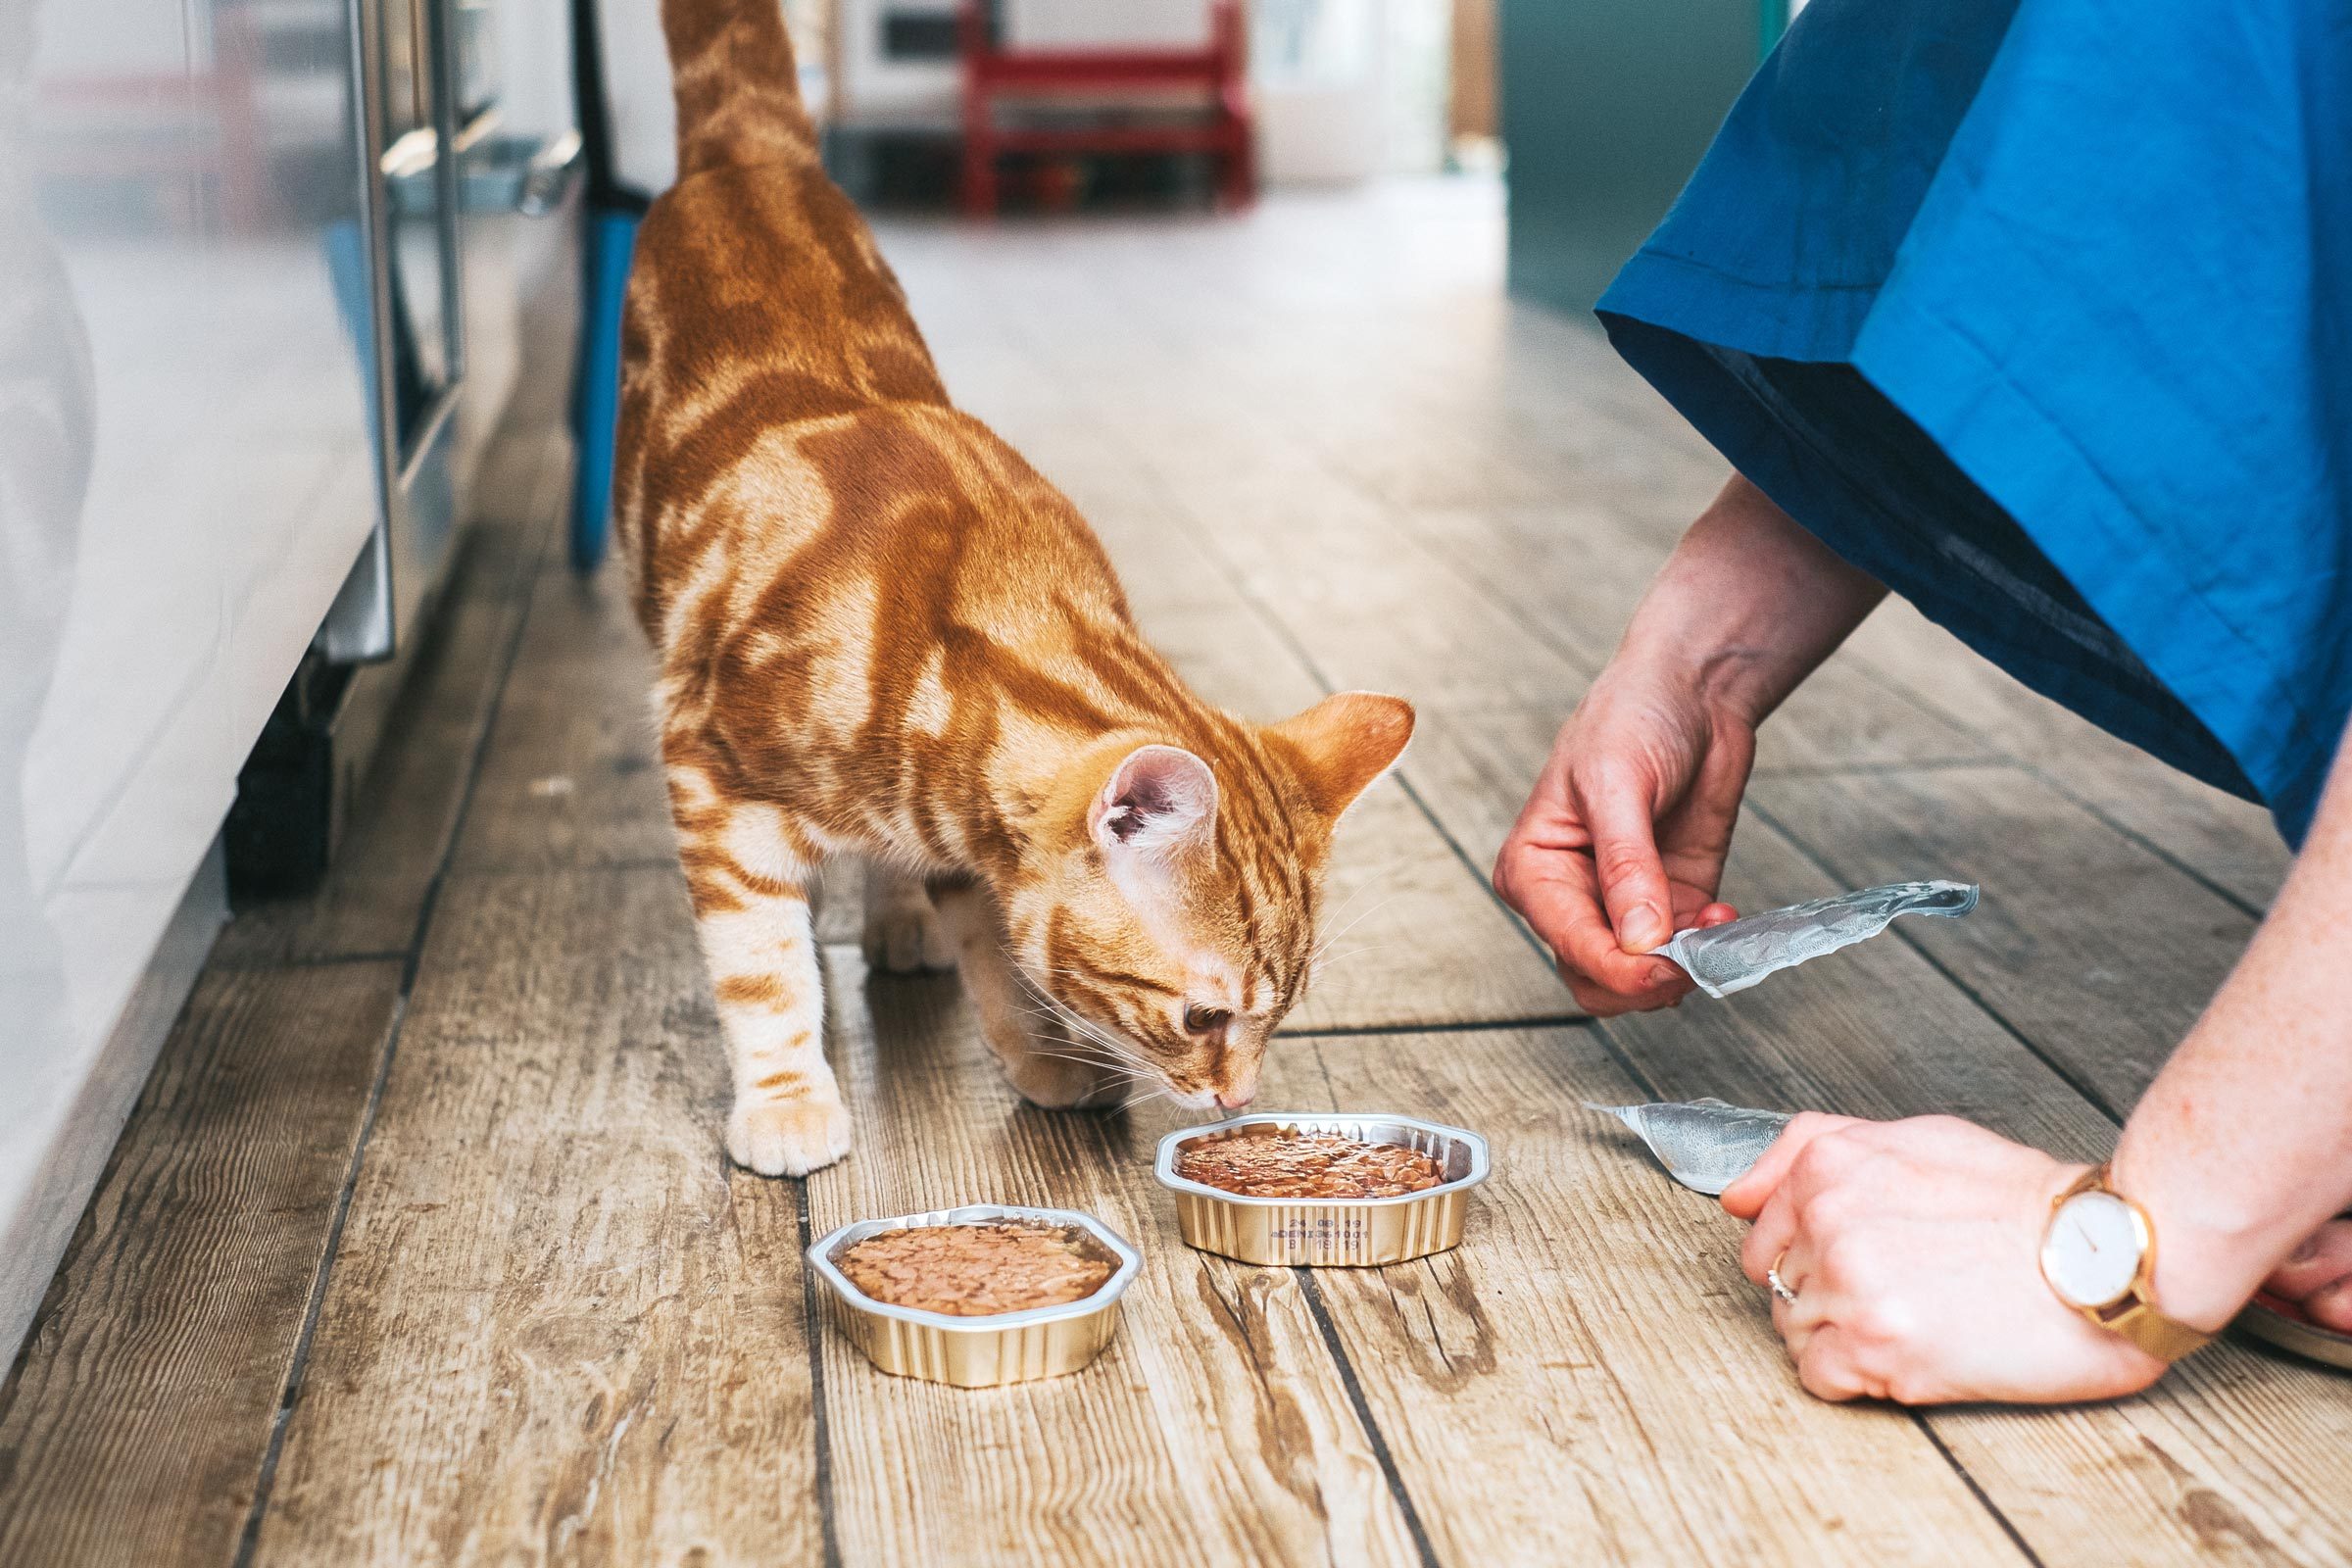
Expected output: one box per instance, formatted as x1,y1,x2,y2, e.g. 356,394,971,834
1268,691,1415,819
1092,744,1217,855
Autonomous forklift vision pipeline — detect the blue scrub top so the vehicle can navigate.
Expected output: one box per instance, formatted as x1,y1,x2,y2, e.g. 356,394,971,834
1596,0,2352,845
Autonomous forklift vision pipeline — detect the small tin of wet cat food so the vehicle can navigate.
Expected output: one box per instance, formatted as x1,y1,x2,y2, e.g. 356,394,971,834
1153,1113,1491,1267
807,1203,1140,1388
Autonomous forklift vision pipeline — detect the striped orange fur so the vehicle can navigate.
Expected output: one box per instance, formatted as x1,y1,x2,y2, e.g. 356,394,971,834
620,0,1413,1174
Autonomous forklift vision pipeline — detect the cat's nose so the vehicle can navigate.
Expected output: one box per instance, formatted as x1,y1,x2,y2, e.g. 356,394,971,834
1214,1084,1256,1110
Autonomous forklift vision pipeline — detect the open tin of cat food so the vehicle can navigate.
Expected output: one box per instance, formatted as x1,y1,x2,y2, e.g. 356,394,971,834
807,1203,1141,1388
1153,1113,1491,1267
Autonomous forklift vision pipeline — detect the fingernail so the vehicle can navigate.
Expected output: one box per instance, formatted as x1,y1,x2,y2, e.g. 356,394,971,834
1622,904,1665,950
1648,961,1686,989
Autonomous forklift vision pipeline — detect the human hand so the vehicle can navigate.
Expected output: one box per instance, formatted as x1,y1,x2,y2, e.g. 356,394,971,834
1492,658,1749,1014
2263,1218,2352,1332
1722,1114,2169,1404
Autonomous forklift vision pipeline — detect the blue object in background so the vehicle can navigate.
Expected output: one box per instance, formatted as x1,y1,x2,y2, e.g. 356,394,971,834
1598,0,2352,845
570,208,638,570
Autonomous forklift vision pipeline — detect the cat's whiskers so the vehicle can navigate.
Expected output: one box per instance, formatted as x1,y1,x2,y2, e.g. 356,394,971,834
1310,890,1396,970
1021,1040,1150,1081
1011,1006,1152,1076
1014,986,1138,1061
1320,874,1385,929
1115,1079,1178,1115
1009,967,1161,1078
1309,942,1383,977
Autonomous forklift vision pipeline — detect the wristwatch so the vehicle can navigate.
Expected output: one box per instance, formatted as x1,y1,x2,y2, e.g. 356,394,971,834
2038,1164,2215,1362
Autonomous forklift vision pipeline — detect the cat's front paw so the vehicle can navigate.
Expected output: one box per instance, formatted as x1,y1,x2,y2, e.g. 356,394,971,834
728,1095,854,1176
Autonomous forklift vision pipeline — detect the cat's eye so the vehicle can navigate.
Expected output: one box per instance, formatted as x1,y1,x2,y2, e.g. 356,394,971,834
1182,1004,1231,1035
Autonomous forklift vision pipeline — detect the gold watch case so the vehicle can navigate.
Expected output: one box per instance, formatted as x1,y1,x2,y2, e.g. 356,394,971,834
2039,1164,2216,1364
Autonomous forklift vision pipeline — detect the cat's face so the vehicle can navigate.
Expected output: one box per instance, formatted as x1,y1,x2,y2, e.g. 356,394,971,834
1005,693,1413,1110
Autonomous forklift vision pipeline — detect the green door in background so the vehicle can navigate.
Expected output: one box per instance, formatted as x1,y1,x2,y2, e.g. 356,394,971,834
1501,0,1792,317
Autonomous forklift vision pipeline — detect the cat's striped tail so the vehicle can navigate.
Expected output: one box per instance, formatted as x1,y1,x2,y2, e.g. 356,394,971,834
661,0,819,180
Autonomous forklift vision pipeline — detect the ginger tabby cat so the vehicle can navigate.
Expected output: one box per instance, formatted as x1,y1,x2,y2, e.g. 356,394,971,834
618,0,1413,1175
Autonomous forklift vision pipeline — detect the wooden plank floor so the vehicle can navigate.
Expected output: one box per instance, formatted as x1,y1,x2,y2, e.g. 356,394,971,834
5,177,2347,1566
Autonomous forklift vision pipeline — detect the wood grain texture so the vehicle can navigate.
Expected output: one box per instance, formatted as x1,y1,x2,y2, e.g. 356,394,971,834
1259,1025,2030,1565
1408,684,2352,1562
903,210,2351,1561
1171,241,2338,1556
1071,442,1575,1030
1380,501,1992,778
1286,777,1565,1031
809,950,1419,1568
1598,820,2352,1566
1388,703,1565,872
0,961,402,1567
1289,269,2288,918
249,867,822,1568
1843,601,2289,912
17,180,2340,1568
452,564,675,874
1123,427,1590,713
1745,762,2254,1117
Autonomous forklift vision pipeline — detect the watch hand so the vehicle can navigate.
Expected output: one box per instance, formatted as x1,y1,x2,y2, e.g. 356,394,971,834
2074,1219,2098,1252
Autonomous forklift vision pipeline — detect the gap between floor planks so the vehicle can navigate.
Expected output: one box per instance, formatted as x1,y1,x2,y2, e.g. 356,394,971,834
880,226,2344,1562
0,406,569,1562
9,190,2314,1560
229,443,566,1563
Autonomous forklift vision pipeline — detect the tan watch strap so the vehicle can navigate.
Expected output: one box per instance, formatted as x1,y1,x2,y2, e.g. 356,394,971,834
2090,1298,2215,1362
2060,1164,2216,1364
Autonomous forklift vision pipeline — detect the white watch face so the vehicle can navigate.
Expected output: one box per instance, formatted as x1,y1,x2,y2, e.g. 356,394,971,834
2041,1190,2146,1308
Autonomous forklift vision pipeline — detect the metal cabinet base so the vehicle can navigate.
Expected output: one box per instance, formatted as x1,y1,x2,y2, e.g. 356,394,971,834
223,656,351,900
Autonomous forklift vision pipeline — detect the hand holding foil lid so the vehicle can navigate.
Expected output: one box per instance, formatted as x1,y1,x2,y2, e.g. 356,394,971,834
1651,880,1979,999
1587,1099,1792,1196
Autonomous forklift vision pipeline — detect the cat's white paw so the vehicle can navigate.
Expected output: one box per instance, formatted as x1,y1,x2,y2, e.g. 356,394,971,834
860,901,956,974
728,1096,854,1176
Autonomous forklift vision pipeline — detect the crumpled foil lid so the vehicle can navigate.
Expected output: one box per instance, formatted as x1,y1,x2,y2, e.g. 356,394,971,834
1652,879,1979,999
1586,1098,1792,1196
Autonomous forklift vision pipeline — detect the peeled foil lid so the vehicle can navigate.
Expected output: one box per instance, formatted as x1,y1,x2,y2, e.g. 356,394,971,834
1587,1099,1792,1197
1652,879,1979,999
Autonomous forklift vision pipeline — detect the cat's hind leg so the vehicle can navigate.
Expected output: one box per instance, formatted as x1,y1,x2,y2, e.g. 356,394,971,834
665,758,852,1175
859,860,956,974
927,879,1122,1109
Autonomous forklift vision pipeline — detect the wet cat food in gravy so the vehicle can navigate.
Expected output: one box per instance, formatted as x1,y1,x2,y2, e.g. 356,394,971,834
835,1221,1114,1316
1175,1126,1446,1199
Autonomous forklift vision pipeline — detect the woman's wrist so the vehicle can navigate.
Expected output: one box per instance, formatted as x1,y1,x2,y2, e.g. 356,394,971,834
1613,474,1886,728
1606,623,1778,724
2098,715,2352,1333
2109,1129,2295,1331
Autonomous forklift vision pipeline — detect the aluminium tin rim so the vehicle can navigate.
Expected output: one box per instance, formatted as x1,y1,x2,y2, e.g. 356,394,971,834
806,1202,1142,1334
1152,1112,1492,1208
2234,1293,2352,1372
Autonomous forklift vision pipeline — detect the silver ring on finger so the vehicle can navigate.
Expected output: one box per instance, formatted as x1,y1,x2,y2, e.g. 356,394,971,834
1768,1250,1799,1306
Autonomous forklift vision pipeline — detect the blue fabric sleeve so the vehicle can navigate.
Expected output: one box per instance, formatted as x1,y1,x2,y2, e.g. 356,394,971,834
1596,0,2352,843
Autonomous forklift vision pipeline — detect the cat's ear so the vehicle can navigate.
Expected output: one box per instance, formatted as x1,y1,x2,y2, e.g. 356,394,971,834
1267,691,1415,820
1090,744,1217,860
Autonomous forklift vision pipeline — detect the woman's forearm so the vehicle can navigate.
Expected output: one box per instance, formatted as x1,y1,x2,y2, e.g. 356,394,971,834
1617,474,1886,722
2114,722,2352,1327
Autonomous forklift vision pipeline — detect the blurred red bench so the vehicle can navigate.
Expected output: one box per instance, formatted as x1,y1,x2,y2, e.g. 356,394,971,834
957,0,1253,215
